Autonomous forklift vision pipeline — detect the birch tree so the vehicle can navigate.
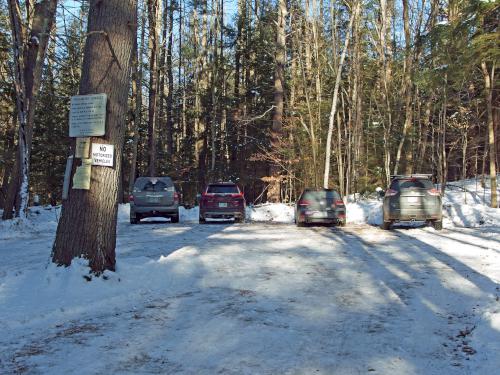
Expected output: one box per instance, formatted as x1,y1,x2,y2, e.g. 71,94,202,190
323,0,360,189
4,0,57,219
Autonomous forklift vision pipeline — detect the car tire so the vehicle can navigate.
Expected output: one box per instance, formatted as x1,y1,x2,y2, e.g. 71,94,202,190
338,220,346,227
130,217,138,224
432,220,443,230
381,221,392,230
199,216,206,224
171,214,179,223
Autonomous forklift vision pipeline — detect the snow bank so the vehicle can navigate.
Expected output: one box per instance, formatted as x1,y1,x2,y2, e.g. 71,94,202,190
180,205,199,222
441,177,500,227
346,200,383,225
0,205,60,240
0,253,199,330
246,203,294,223
118,203,199,222
117,203,130,223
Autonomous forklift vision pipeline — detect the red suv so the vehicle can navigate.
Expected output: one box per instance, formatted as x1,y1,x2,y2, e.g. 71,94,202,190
199,182,246,223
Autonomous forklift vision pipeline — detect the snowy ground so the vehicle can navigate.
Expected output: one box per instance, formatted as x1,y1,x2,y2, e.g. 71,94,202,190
0,178,499,374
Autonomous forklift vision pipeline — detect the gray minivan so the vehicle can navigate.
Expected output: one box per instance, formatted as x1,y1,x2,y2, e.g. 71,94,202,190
129,177,180,224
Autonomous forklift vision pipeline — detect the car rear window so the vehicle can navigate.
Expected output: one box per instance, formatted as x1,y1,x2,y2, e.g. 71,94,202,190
390,178,433,191
143,181,169,192
134,177,173,191
207,185,239,194
303,190,341,200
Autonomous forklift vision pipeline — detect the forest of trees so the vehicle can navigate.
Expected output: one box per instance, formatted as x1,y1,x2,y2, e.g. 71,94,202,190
0,0,498,215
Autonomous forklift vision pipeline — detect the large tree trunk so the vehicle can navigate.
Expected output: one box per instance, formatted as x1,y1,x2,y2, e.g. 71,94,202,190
52,0,136,273
128,0,146,195
378,0,394,185
197,0,209,188
210,0,220,174
5,0,58,219
165,0,175,157
481,61,498,208
350,4,363,194
393,0,413,175
0,113,16,210
439,76,448,195
147,0,160,176
268,0,286,202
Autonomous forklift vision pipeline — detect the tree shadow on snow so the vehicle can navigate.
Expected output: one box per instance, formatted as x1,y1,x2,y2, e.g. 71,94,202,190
311,226,500,373
5,223,499,374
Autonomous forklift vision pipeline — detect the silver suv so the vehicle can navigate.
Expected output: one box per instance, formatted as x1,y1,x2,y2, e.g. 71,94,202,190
129,177,180,224
382,174,442,230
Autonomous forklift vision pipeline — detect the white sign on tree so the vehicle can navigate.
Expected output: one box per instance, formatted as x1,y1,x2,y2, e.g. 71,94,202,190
69,94,107,137
91,143,114,167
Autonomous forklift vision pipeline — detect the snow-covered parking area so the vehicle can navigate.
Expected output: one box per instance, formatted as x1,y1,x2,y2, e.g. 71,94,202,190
1,207,499,374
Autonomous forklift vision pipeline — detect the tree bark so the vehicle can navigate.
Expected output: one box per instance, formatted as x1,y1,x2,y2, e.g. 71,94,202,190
5,0,58,219
128,0,146,195
393,0,413,175
481,61,497,208
165,0,174,156
147,0,160,176
323,1,359,188
52,0,136,273
378,0,394,185
268,0,287,202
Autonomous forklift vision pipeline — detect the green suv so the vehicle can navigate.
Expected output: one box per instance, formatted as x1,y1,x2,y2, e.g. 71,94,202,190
382,174,442,230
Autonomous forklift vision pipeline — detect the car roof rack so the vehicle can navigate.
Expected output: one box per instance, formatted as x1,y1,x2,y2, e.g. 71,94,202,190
304,187,334,190
390,174,433,179
210,181,235,184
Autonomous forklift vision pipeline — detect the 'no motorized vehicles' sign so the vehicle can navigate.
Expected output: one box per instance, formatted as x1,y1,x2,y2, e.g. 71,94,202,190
91,143,114,167
69,94,107,137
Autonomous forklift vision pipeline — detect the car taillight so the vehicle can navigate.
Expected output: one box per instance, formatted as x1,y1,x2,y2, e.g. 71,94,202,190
174,192,179,201
298,199,311,206
129,195,134,202
335,199,344,206
385,189,398,197
427,188,440,196
230,193,244,198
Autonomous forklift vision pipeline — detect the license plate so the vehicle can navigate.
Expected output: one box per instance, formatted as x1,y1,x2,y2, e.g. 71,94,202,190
407,197,419,203
219,202,228,208
146,195,161,203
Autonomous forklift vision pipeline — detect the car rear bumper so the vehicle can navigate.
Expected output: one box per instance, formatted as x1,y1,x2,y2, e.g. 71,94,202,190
201,210,245,219
385,209,442,221
305,217,344,224
298,210,346,224
131,205,178,217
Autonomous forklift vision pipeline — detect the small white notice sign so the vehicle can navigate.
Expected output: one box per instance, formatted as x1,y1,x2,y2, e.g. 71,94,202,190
91,143,114,167
69,94,107,137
